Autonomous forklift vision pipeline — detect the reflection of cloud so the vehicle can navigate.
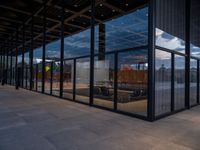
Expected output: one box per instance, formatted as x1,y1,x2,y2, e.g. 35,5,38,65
155,49,171,60
156,28,185,52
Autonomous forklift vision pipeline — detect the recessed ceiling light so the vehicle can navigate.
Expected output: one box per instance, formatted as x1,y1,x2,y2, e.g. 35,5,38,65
112,9,115,12
74,4,78,7
65,10,68,13
100,3,103,7
101,14,104,17
125,3,129,6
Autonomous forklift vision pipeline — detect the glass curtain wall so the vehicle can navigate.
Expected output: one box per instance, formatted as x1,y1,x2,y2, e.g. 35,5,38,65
33,47,43,92
11,53,16,85
174,55,185,110
63,28,91,102
17,53,22,86
117,49,148,115
24,52,29,88
190,59,197,106
155,50,171,115
155,0,186,116
7,54,11,84
93,3,148,116
63,60,74,100
45,40,60,95
52,61,60,96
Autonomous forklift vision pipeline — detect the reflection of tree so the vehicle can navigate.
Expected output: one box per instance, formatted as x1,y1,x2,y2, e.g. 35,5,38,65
156,64,171,82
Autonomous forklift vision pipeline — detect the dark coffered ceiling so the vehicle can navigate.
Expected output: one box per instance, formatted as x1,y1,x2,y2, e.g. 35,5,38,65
0,0,148,55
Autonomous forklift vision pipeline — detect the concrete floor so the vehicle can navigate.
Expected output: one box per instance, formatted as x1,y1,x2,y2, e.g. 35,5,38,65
0,85,200,150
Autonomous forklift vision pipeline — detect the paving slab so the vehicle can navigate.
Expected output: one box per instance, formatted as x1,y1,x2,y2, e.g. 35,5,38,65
0,85,200,150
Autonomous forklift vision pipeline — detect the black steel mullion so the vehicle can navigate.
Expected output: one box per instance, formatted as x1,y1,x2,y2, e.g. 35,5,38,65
10,50,12,85
15,29,19,89
171,53,175,112
185,0,191,108
30,15,34,90
0,54,2,82
89,0,95,105
114,52,118,110
21,22,25,87
6,48,9,84
1,48,5,85
36,64,38,91
60,0,64,98
197,61,199,104
42,0,46,93
26,65,28,88
147,0,156,121
50,62,53,95
73,59,76,100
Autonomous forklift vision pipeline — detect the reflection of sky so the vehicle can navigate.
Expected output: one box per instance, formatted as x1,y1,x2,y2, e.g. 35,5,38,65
33,7,148,60
24,52,29,64
33,47,42,64
96,7,148,52
156,28,185,53
18,54,22,63
155,50,171,69
156,28,200,57
190,44,200,57
190,59,197,69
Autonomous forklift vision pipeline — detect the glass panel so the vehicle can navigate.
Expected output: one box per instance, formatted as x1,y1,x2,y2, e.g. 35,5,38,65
33,65,37,91
93,54,114,109
63,60,74,100
156,0,186,53
117,49,148,116
190,59,197,106
33,47,42,92
37,63,42,92
17,54,22,67
24,52,29,88
64,29,91,59
52,61,60,96
11,54,16,85
94,7,148,53
155,50,171,116
44,62,51,94
174,55,185,110
75,57,90,103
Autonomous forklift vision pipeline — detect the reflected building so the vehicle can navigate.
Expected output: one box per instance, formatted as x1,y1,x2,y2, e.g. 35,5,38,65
0,0,200,121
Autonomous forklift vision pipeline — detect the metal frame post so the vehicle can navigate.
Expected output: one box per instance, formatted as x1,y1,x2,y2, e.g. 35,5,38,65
147,0,156,121
15,29,19,89
42,0,46,93
185,0,191,108
73,59,76,100
30,15,34,90
6,48,9,84
171,53,175,111
59,0,64,98
89,0,95,105
10,47,13,85
21,22,25,87
114,52,118,110
50,62,53,95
